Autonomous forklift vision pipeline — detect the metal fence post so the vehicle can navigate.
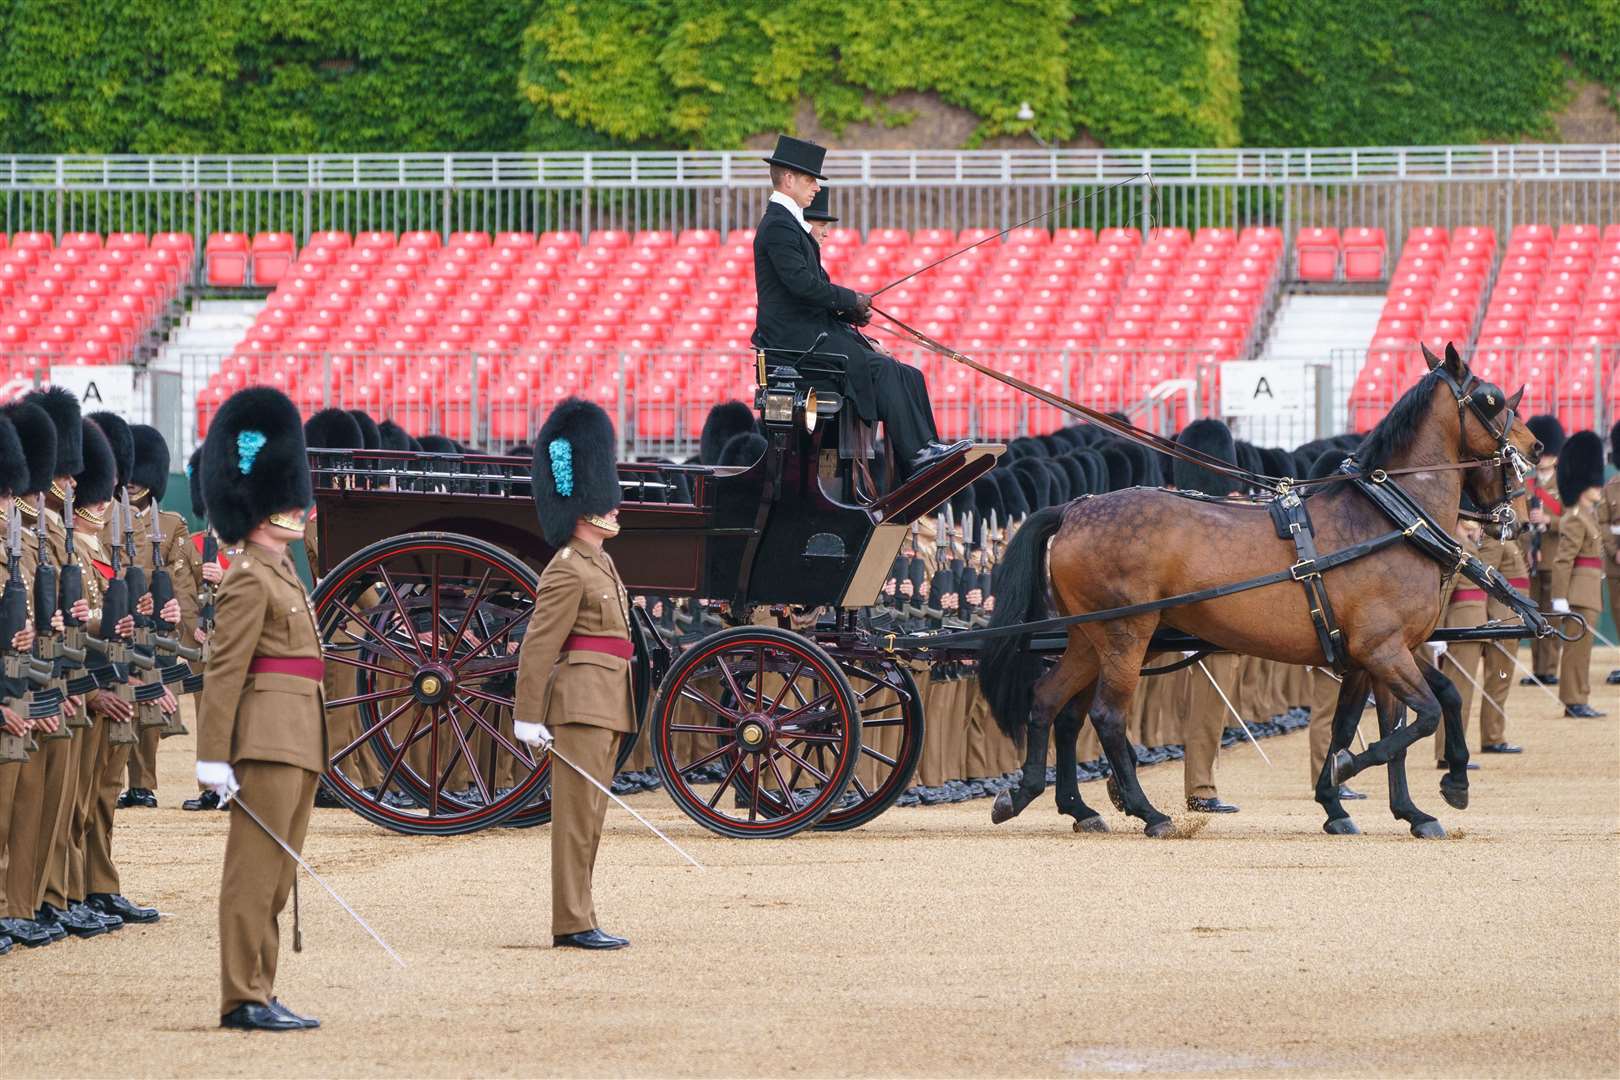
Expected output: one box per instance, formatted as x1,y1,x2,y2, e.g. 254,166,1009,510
322,352,332,408
617,351,629,458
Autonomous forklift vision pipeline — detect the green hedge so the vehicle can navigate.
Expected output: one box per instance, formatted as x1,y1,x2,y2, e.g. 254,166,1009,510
0,1,1613,155
0,0,531,154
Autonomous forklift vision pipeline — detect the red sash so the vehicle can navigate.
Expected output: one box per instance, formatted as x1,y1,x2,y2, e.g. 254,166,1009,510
561,634,633,659
248,656,325,681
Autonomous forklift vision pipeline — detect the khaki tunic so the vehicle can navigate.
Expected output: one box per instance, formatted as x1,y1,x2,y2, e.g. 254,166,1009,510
198,541,327,1015
514,538,634,937
1549,505,1604,706
1477,533,1527,743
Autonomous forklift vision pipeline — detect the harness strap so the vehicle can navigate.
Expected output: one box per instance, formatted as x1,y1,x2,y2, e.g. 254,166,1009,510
1268,491,1350,673
885,528,1408,651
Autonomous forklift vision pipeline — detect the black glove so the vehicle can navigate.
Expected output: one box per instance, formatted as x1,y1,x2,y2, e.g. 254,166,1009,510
853,292,873,325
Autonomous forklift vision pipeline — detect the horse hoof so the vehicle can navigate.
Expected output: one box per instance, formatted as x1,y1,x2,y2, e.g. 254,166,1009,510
990,792,1019,824
1072,815,1109,834
1439,782,1469,810
1106,777,1127,813
1329,749,1356,786
1410,819,1446,839
1144,819,1175,839
1322,817,1361,835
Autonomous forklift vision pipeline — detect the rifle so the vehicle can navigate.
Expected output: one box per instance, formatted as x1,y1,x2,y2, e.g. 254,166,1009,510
0,504,61,760
90,497,143,746
1526,493,1544,574
32,490,89,737
141,494,196,734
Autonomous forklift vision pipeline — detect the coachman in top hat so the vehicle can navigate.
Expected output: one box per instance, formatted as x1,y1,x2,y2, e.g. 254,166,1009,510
753,134,955,476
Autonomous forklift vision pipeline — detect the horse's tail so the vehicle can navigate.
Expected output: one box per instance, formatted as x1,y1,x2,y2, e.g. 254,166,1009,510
980,505,1067,746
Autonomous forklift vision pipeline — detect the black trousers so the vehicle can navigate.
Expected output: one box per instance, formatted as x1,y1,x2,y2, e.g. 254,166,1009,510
868,353,939,467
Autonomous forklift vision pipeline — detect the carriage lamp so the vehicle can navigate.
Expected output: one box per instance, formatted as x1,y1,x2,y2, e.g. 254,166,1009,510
757,385,817,433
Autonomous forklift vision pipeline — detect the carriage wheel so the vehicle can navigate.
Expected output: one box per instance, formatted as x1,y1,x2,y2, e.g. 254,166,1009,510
313,533,549,836
649,626,861,839
814,658,924,831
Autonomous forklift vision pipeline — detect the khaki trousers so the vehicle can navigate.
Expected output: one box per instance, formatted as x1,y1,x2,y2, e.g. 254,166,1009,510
1182,653,1238,799
126,724,159,790
87,735,131,895
6,744,48,916
38,726,81,910
1479,639,1516,743
1558,606,1600,706
0,759,20,913
220,761,317,1014
1307,667,1341,785
550,723,618,937
1530,572,1562,676
64,715,106,903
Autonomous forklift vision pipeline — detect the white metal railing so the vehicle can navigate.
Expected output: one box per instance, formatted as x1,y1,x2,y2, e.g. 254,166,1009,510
1,145,1617,191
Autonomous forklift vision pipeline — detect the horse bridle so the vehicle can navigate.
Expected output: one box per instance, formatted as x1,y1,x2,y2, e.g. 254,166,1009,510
1430,363,1532,538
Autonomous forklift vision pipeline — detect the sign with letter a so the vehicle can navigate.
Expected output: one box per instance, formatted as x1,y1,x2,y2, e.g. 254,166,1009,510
49,365,140,419
1220,360,1307,418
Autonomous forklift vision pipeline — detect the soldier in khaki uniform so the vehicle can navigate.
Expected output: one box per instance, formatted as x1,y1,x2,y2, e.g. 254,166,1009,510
1432,521,1489,764
0,409,51,951
1549,430,1607,717
1170,419,1241,813
513,398,634,951
1475,528,1527,754
120,423,203,808
195,386,324,1031
1602,422,1619,687
1523,415,1566,683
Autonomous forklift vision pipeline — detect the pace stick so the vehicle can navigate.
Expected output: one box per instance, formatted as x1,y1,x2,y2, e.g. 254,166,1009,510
1196,660,1272,767
542,741,705,871
231,793,406,968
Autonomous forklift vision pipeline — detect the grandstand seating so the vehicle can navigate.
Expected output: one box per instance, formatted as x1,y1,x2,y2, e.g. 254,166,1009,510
1351,223,1620,431
197,224,1284,444
0,231,191,373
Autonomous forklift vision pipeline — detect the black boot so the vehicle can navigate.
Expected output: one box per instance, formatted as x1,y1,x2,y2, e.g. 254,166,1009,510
0,916,53,948
43,903,108,939
553,927,629,950
87,893,159,924
220,1003,306,1032
182,789,222,811
269,998,320,1029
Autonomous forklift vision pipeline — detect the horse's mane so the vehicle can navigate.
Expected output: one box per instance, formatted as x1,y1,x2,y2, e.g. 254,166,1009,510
1352,369,1443,472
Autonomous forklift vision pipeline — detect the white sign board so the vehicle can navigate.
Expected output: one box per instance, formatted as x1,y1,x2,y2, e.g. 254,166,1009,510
48,365,140,420
1220,360,1308,418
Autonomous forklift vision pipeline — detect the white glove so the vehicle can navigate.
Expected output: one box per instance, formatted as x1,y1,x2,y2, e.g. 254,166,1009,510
1551,598,1571,614
514,721,553,749
1429,641,1447,662
195,760,239,803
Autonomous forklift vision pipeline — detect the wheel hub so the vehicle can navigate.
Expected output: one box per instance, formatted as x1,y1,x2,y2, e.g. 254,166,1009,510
412,665,455,705
736,713,772,753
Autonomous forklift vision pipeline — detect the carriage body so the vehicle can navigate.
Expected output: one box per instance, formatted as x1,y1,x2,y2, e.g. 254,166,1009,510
308,371,1000,839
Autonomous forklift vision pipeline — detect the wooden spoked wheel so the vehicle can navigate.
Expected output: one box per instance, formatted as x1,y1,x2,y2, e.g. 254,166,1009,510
649,626,861,839
313,533,548,836
813,657,924,831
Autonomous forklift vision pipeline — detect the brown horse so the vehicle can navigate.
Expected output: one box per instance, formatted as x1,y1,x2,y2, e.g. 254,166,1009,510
980,344,1540,838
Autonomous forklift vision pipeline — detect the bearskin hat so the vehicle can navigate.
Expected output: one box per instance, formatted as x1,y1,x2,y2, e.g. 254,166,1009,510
418,434,459,454
1555,430,1604,507
531,397,620,549
129,425,171,500
1054,454,1088,498
1526,414,1565,458
1008,436,1047,459
1099,445,1134,491
347,409,381,451
993,468,1029,520
1072,449,1105,494
1172,419,1239,496
25,386,83,479
1610,419,1620,470
75,419,117,506
1042,458,1071,503
378,419,413,452
202,387,313,544
0,416,26,499
971,475,1004,524
4,401,56,498
1120,441,1161,488
718,431,766,468
699,401,757,466
88,411,134,493
187,446,206,519
1258,446,1293,480
305,407,364,449
1011,457,1051,509
1235,440,1265,478
1308,449,1349,482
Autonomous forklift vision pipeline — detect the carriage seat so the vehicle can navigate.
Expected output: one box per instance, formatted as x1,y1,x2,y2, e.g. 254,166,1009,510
756,346,875,463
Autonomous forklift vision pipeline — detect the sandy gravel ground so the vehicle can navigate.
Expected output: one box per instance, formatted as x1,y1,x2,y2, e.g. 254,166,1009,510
5,657,1617,1079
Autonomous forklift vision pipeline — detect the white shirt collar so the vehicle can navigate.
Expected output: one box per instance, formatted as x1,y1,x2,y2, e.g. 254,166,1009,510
769,191,811,234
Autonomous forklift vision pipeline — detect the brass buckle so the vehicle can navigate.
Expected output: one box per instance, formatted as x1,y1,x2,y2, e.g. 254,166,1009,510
1370,468,1388,483
1290,559,1319,581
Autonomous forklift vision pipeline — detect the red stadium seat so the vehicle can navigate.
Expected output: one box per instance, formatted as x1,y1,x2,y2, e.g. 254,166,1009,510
1295,227,1339,281
205,233,249,287
250,233,297,286
1342,227,1386,281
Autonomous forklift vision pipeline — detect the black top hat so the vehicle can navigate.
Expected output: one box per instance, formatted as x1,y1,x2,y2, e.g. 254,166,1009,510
763,134,828,180
531,397,621,549
804,186,837,223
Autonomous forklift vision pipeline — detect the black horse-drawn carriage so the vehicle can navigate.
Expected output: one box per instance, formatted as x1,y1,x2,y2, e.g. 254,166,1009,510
309,352,1001,838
